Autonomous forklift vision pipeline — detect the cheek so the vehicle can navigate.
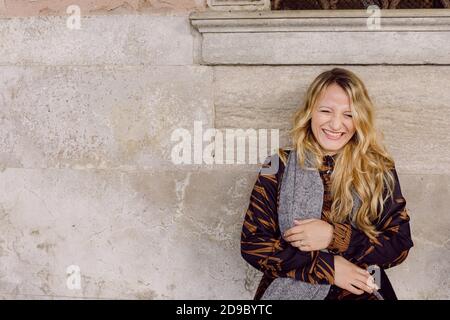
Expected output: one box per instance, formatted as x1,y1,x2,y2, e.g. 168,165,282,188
343,118,355,131
346,125,357,140
311,114,327,127
311,120,323,137
310,116,318,131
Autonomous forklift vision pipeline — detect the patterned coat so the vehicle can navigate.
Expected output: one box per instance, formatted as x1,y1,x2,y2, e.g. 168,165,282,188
241,148,414,300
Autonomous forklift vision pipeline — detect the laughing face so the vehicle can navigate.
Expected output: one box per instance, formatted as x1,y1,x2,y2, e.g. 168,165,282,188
311,83,356,156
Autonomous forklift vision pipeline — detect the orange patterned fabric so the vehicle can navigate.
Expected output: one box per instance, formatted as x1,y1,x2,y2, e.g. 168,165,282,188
327,223,352,253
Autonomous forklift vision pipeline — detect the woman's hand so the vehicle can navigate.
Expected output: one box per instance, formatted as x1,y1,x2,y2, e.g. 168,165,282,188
334,255,377,295
283,218,334,251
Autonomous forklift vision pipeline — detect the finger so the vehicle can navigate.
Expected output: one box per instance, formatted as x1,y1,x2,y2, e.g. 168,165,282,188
352,273,374,293
291,240,303,248
294,219,315,225
355,273,373,288
352,279,374,294
292,240,309,250
285,230,304,239
284,234,304,243
299,245,312,252
346,284,364,295
283,227,304,238
355,267,371,277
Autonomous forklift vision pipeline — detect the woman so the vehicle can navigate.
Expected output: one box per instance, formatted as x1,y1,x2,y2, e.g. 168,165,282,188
240,68,413,300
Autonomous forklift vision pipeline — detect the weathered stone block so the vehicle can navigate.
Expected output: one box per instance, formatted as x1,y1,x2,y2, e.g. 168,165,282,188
0,15,193,65
0,65,213,170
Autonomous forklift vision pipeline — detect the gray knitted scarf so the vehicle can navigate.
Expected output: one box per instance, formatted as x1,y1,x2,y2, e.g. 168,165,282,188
261,149,361,300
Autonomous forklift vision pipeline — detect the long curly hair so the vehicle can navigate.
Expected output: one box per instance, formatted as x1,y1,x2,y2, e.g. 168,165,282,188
286,68,396,241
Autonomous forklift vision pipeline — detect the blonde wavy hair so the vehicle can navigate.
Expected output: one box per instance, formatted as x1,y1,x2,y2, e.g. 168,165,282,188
285,68,396,241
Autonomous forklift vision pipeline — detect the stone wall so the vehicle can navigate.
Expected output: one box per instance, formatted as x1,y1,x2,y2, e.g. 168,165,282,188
0,4,449,299
0,0,206,16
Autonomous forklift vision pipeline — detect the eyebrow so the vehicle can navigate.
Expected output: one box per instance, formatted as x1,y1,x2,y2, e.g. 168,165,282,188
319,105,352,112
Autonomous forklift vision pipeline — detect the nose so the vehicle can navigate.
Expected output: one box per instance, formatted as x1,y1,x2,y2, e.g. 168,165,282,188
329,114,345,131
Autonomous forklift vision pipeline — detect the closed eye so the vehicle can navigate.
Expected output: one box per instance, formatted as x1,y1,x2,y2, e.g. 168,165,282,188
321,110,352,118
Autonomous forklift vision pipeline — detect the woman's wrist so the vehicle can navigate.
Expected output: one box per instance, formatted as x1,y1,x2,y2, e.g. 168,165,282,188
327,223,335,248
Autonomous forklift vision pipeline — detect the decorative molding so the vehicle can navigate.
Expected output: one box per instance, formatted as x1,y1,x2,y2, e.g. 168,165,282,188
206,0,270,11
190,9,450,65
273,0,449,9
191,9,450,32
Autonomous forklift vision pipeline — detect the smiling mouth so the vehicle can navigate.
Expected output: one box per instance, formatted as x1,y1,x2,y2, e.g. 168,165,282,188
323,129,344,139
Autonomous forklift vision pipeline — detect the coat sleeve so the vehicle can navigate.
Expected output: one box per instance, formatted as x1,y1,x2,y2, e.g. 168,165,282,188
241,155,335,285
326,168,414,269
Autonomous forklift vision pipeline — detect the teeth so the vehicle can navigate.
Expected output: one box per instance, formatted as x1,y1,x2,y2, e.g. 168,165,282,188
324,129,342,137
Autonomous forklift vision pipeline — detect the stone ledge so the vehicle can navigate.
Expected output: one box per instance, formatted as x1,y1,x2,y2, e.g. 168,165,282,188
190,9,450,65
206,0,270,11
191,9,450,32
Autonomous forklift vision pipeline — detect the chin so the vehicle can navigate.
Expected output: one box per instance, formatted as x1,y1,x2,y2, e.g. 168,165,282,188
320,141,346,153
